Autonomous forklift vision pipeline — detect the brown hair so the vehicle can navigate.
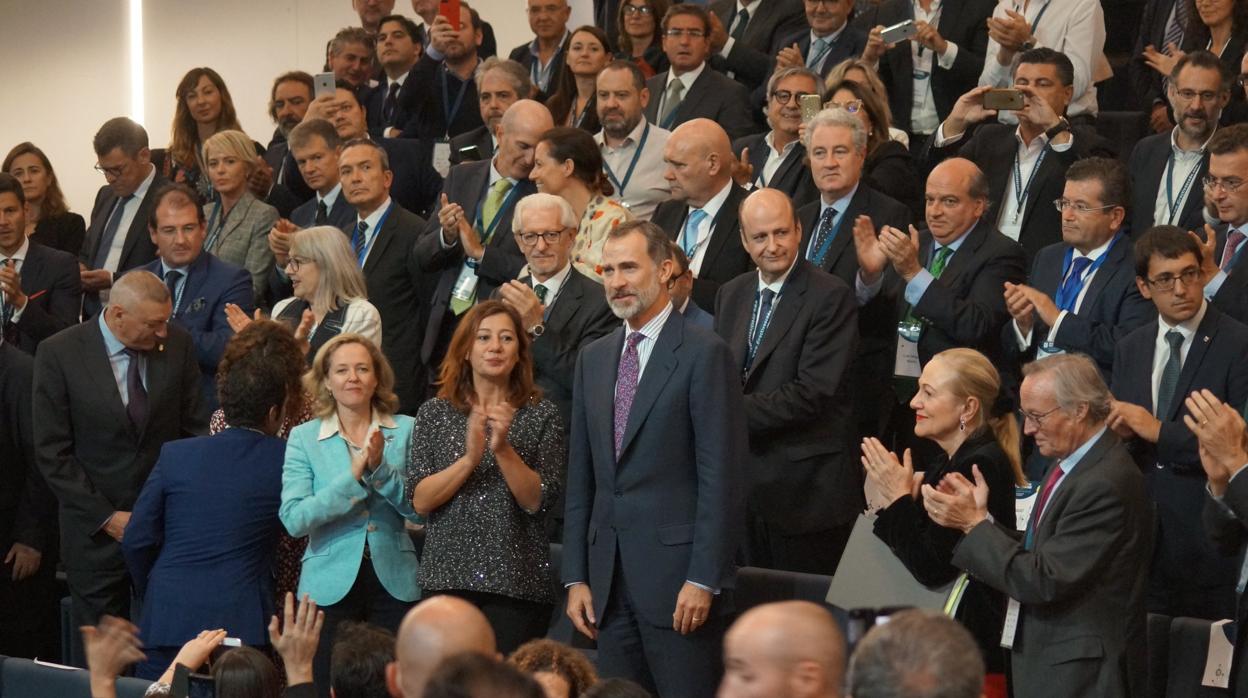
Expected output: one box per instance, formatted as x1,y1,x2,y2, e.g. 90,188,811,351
508,639,599,698
216,320,305,430
3,142,69,219
305,334,400,418
824,75,892,156
538,126,613,196
169,67,244,170
436,301,541,412
616,0,671,53
931,348,1025,485
147,182,207,229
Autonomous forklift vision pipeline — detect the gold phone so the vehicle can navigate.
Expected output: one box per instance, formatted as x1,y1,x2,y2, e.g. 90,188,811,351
800,94,824,122
983,89,1025,111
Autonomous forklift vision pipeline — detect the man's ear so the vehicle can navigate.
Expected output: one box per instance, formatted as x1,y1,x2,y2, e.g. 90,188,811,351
385,661,402,698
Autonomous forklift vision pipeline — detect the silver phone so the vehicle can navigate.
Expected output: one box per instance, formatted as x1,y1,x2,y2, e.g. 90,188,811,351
880,20,918,44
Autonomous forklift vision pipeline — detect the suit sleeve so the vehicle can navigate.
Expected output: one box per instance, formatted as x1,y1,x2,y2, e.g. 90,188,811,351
1204,488,1247,558
945,0,992,85
560,349,595,585
718,81,760,142
177,338,209,437
191,268,253,375
121,455,168,596
14,254,81,345
531,303,618,400
1157,331,1248,466
1052,279,1154,370
243,209,280,304
414,173,469,272
475,241,527,287
7,353,54,552
912,242,1025,349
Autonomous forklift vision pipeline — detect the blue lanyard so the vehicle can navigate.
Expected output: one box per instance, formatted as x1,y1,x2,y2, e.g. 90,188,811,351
440,65,472,136
473,181,524,243
1164,151,1203,224
1012,145,1049,220
745,288,778,369
204,200,225,252
603,123,650,196
809,208,847,266
1054,233,1121,311
352,202,394,267
1020,0,1051,33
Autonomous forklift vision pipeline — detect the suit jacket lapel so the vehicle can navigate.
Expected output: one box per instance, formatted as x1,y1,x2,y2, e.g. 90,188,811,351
82,321,135,438
176,254,211,316
933,222,986,290
676,70,711,122
819,188,866,271
748,138,769,184
747,263,806,380
1166,308,1219,420
363,205,398,277
1078,234,1128,315
139,341,172,437
118,188,153,267
1018,146,1062,231
701,185,745,272
544,270,585,329
771,143,806,191
619,313,681,459
215,194,255,251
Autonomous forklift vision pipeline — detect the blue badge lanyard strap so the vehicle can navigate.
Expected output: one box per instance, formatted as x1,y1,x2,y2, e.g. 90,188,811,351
1012,145,1049,220
1023,0,1051,34
170,273,187,316
472,182,525,245
603,123,651,196
204,200,225,252
440,65,472,137
1054,232,1122,311
745,288,778,367
352,203,394,266
1164,152,1203,224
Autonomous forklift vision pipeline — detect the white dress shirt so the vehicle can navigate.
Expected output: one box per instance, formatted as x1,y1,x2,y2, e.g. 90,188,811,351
0,236,30,323
617,300,674,386
1150,299,1207,412
719,0,764,59
658,62,707,118
757,131,799,187
909,0,961,134
1154,126,1213,227
354,197,393,268
101,165,158,276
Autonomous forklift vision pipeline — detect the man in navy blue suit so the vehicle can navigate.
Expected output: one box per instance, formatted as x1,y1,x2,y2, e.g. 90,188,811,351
563,220,746,698
137,184,253,409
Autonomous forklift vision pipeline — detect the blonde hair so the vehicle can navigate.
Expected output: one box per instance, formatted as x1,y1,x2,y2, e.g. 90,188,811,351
304,334,399,419
202,129,258,180
289,226,368,314
931,348,1025,485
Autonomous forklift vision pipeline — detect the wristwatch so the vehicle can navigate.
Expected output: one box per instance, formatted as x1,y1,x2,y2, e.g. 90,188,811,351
529,323,545,338
1044,117,1071,140
1020,39,1036,51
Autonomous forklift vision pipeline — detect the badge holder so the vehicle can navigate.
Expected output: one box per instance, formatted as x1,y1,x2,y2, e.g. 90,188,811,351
893,319,923,402
433,139,452,178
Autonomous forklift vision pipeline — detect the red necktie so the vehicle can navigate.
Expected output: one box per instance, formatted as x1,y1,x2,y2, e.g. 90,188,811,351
1032,462,1065,525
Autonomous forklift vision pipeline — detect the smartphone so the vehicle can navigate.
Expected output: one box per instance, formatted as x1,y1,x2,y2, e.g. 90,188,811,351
171,663,216,698
983,88,1025,111
880,19,918,44
439,0,461,24
799,94,823,122
458,144,483,162
313,72,336,99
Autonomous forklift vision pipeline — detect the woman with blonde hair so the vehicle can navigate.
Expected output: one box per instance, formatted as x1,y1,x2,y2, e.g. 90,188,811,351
202,129,278,304
281,333,421,693
3,142,85,254
823,59,911,147
861,347,1021,681
165,67,251,202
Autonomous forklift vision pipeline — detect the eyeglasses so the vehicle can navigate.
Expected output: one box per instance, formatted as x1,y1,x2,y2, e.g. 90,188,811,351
1174,88,1223,103
826,99,862,114
94,163,126,178
622,4,654,15
771,90,814,105
1203,176,1246,193
1238,73,1248,88
1146,268,1201,291
663,28,706,39
515,229,568,246
805,0,843,5
1052,198,1117,214
286,255,314,271
1018,406,1062,428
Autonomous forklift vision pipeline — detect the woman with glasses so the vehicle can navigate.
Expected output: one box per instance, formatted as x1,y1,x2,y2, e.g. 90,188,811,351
825,59,915,148
528,127,632,279
614,0,671,78
202,129,279,305
861,348,1023,683
546,26,612,132
408,301,565,653
825,76,923,219
3,142,86,255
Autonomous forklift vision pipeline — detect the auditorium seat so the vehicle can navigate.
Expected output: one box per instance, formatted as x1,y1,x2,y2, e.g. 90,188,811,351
1148,613,1171,698
1166,616,1234,697
1095,111,1149,164
0,655,152,698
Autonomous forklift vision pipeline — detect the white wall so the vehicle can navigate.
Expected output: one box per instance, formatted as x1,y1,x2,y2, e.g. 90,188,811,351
0,0,587,220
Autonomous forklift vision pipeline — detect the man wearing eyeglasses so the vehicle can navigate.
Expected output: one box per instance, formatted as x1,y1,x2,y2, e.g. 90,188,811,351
642,4,754,140
1002,158,1154,391
731,67,821,205
1128,51,1229,236
81,118,170,318
1192,124,1248,326
1107,224,1248,621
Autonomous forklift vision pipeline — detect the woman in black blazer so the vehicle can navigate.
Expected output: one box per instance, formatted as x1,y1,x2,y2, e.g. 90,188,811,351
862,348,1024,679
4,142,86,255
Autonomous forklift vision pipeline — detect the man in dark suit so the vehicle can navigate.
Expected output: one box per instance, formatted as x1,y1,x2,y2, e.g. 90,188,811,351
928,49,1114,264
34,270,207,631
1129,0,1187,119
1003,158,1155,385
0,174,81,354
652,119,754,311
668,243,714,329
709,0,807,93
0,338,58,660
732,68,819,207
926,353,1152,698
855,158,1025,447
81,117,169,318
367,15,423,139
254,71,316,218
797,109,911,440
858,0,994,142
416,100,549,383
507,0,571,100
643,5,755,140
1108,225,1248,620
1128,52,1231,236
714,188,860,574
448,58,533,167
405,5,486,140
769,0,866,81
563,220,747,698
137,184,253,409
339,139,430,414
498,193,616,431
1193,126,1248,325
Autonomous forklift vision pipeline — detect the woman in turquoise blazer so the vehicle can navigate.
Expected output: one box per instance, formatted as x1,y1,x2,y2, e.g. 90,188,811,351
280,333,421,696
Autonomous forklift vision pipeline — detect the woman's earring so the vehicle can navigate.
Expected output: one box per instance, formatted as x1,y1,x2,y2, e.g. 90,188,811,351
958,417,966,432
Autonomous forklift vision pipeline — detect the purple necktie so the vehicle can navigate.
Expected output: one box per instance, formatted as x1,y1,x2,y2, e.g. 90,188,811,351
614,332,646,458
125,348,148,428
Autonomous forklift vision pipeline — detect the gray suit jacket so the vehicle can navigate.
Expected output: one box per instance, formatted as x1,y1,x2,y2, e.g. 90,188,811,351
951,430,1152,698
203,191,279,307
562,309,747,627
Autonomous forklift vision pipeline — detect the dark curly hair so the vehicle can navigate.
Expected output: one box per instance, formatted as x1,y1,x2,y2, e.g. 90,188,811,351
216,320,305,430
508,639,598,698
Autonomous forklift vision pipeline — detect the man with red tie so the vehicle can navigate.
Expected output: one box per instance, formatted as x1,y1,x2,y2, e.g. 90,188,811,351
1194,124,1248,325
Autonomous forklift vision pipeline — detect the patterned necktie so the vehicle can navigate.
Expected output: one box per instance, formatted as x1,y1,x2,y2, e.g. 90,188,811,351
930,245,954,277
316,200,328,226
164,269,183,315
730,7,750,41
93,194,136,269
1057,256,1092,311
808,37,830,69
660,78,686,126
808,206,838,265
353,221,369,264
745,288,775,372
614,332,646,458
534,283,548,304
1164,0,1190,50
1026,461,1066,548
681,209,708,258
481,178,514,242
1155,329,1186,418
125,349,149,428
1221,229,1246,271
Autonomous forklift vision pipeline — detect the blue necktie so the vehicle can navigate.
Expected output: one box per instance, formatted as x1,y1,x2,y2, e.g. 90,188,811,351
808,206,838,266
681,209,708,258
1057,256,1092,311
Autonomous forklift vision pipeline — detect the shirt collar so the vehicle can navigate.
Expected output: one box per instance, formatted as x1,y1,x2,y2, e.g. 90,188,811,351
667,61,706,88
159,258,191,278
317,409,398,441
529,29,570,59
1013,127,1050,152
357,197,393,233
624,300,674,338
756,257,797,294
1170,124,1217,156
489,158,518,187
811,24,847,42
935,221,977,252
319,182,343,210
821,182,859,214
532,262,573,299
98,312,127,358
696,179,735,221
1057,425,1108,475
389,70,410,90
1073,233,1116,261
738,0,762,14
133,164,158,201
1158,298,1207,338
1,236,30,264
764,131,799,158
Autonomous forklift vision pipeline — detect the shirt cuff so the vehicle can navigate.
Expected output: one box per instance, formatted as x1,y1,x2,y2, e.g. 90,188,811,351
564,581,585,588
934,122,963,148
936,41,959,69
1206,269,1229,299
1048,310,1068,341
687,580,721,594
439,227,458,249
904,268,935,307
855,270,883,305
1012,318,1032,350
426,45,444,62
8,302,25,323
1050,134,1074,152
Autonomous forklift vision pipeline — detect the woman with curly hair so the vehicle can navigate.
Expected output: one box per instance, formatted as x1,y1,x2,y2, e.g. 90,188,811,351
3,142,86,254
121,320,305,680
509,639,598,698
408,301,565,653
164,67,257,203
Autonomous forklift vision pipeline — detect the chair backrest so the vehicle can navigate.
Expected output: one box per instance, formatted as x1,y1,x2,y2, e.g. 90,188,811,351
1166,616,1233,698
1147,613,1171,698
1095,111,1149,163
0,656,152,698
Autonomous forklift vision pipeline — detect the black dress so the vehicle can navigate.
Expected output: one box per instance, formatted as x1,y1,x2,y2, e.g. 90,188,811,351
31,212,86,257
872,427,1017,673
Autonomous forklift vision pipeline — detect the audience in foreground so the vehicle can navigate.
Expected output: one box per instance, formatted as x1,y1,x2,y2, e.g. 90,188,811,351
719,601,846,698
846,609,985,698
388,595,498,698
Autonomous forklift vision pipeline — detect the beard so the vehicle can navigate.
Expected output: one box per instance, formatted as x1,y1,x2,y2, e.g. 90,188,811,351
607,278,659,320
602,111,641,141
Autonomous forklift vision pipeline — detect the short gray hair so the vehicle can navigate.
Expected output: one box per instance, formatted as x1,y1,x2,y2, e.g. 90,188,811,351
767,67,824,102
512,192,577,232
1023,353,1112,423
111,270,170,308
802,107,866,152
847,610,985,698
341,137,390,171
475,57,534,98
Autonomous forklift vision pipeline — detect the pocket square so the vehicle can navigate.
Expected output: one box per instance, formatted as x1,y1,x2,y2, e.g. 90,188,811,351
189,298,206,313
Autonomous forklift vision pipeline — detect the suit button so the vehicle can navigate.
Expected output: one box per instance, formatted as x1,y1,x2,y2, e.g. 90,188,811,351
367,524,378,532
360,509,369,518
